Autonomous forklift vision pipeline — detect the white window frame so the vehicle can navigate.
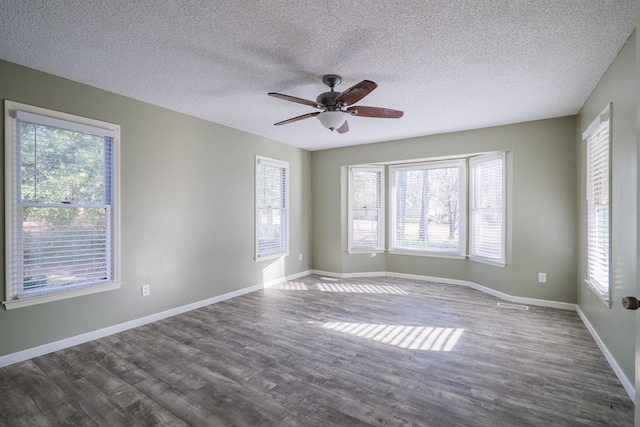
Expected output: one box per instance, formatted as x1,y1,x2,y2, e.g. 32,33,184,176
583,104,611,306
3,100,122,310
389,159,466,258
255,155,289,260
469,152,506,267
348,165,385,253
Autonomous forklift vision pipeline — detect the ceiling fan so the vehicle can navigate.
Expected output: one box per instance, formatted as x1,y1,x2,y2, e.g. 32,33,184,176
268,74,403,134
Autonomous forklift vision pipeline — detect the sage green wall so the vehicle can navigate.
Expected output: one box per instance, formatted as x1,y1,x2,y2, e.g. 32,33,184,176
311,116,577,303
577,33,636,384
0,60,312,357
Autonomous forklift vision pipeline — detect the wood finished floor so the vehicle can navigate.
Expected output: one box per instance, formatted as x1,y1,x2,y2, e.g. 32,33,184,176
0,275,634,426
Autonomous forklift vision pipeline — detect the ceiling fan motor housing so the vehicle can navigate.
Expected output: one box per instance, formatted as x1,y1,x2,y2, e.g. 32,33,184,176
316,91,341,110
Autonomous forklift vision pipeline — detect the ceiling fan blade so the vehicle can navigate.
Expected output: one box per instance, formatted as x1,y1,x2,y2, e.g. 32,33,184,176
346,106,404,118
335,80,377,106
268,92,323,109
274,112,320,126
336,120,349,134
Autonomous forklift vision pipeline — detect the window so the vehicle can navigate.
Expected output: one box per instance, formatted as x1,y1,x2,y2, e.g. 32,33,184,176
470,153,505,265
348,166,384,252
4,101,121,309
389,160,465,256
583,104,611,303
256,156,289,259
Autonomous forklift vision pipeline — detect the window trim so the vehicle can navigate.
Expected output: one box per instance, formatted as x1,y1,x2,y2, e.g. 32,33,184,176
3,100,122,310
469,152,506,267
389,159,467,257
255,155,290,261
583,103,612,306
348,165,385,253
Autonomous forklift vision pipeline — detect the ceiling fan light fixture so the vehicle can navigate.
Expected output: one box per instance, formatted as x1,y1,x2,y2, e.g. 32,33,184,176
317,111,346,131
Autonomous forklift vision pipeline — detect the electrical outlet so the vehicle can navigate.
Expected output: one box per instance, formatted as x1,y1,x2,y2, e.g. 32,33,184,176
299,253,303,261
538,273,547,283
141,284,150,297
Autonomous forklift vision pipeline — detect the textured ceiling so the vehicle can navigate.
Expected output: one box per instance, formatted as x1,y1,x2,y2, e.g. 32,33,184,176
0,1,636,150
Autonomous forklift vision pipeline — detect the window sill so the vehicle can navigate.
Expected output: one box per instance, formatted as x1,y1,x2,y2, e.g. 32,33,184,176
585,280,611,308
255,251,290,262
3,282,122,310
347,249,386,254
469,256,506,268
388,249,465,259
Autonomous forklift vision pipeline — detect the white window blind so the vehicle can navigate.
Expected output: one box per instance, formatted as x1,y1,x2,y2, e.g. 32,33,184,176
469,153,505,264
256,156,289,259
390,161,464,255
348,166,384,252
584,105,611,301
5,104,120,303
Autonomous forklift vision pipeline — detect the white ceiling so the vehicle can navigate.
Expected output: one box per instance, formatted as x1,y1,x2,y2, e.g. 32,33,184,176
0,1,636,151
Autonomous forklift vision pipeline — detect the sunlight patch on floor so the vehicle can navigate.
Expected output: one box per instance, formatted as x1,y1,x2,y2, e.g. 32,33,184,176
322,322,464,351
268,282,309,290
316,283,408,295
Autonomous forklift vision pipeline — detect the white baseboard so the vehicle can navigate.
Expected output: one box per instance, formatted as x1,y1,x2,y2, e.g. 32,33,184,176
576,306,635,402
390,272,577,311
310,269,341,278
0,269,312,369
312,270,392,281
311,269,577,311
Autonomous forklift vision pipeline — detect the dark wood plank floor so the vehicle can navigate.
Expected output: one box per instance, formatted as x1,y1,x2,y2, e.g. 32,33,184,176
0,275,634,426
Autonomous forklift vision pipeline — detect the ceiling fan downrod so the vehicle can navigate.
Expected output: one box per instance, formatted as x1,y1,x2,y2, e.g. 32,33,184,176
317,74,343,110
